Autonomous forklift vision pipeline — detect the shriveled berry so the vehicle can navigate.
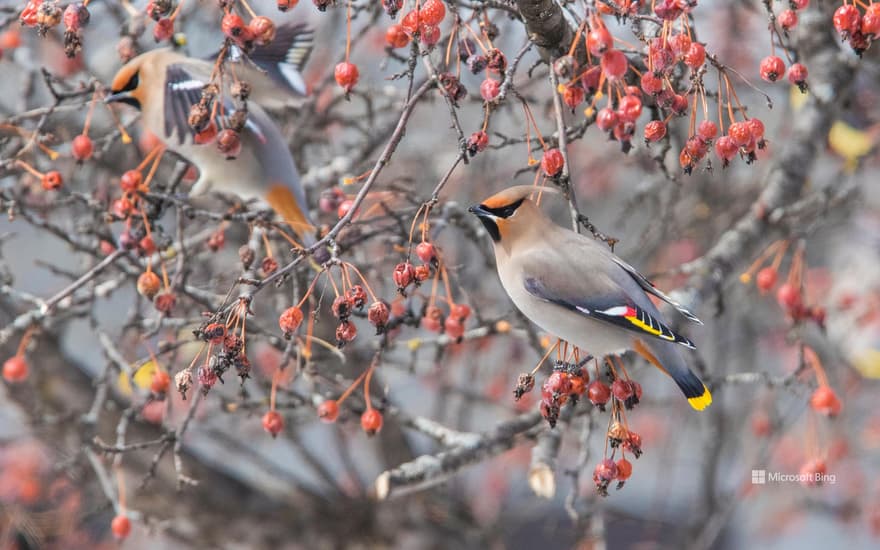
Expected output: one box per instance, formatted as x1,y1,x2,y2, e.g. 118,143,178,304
120,170,142,192
593,458,618,484
683,42,706,68
697,120,718,142
562,85,585,109
261,256,278,275
221,13,248,40
262,410,284,437
640,72,664,95
415,241,437,264
644,120,666,143
617,95,642,123
419,24,440,46
216,129,242,159
788,63,808,89
279,306,304,335
317,400,339,422
153,18,174,42
728,121,752,147
401,10,420,35
611,379,634,401
345,285,367,309
393,262,416,291
668,33,691,57
368,301,390,330
778,9,798,31
278,0,299,11
249,16,276,46
335,321,357,346
541,148,565,177
479,78,500,102
714,135,738,165
467,130,489,155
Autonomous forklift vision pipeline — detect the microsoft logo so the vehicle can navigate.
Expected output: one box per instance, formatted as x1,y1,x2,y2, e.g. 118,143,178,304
751,469,766,484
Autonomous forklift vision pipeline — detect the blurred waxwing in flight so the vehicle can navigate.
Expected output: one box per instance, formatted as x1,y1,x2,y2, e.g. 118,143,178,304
106,24,316,244
469,186,712,410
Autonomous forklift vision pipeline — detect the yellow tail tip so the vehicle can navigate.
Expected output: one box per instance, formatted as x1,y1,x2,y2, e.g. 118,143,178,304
688,385,713,411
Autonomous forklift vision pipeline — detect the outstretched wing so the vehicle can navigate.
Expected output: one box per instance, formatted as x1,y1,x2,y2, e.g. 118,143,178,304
610,256,703,324
164,64,266,146
163,64,204,145
523,276,696,349
216,23,314,96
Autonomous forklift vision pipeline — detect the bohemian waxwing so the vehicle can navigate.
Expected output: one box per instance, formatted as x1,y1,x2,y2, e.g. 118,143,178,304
106,24,316,244
469,186,712,410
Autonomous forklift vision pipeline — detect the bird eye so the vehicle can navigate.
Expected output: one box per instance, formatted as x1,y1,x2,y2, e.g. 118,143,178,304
495,198,524,219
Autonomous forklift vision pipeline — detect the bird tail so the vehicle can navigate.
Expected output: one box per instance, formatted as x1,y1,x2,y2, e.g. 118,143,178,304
266,183,315,247
633,339,712,411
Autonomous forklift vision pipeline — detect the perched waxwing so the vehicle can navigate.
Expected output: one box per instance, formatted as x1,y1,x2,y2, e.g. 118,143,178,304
106,24,316,244
469,186,712,410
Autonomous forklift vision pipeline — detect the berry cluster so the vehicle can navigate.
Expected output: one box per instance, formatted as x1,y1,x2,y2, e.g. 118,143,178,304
834,1,880,55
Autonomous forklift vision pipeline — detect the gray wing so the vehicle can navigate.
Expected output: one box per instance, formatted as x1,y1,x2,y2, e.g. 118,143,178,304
164,64,205,145
609,256,703,324
520,243,696,349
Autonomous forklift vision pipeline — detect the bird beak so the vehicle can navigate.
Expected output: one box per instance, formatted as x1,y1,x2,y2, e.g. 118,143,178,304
468,204,496,219
104,90,131,104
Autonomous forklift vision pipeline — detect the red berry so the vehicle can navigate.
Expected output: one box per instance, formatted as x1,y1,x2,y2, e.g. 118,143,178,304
393,262,416,291
616,458,633,480
3,356,29,383
683,42,705,68
139,235,157,256
617,94,642,123
596,107,618,131
833,5,861,35
415,241,436,264
587,381,611,406
640,72,664,95
810,386,842,416
444,316,464,339
137,271,161,300
611,379,634,401
697,120,718,142
714,135,738,164
587,26,612,56
112,198,133,218
788,62,808,86
419,24,440,46
71,134,93,161
759,55,785,82
216,128,242,159
20,1,40,27
385,24,410,48
249,16,276,46
645,120,666,142
541,148,565,177
153,18,174,42
862,9,880,37
335,62,359,93
361,409,383,435
332,295,353,320
120,170,142,192
41,171,63,190
562,85,585,109
776,283,801,309
279,306,304,335
467,131,489,154
419,0,445,26
728,121,752,147
480,78,500,102
337,198,356,219
401,10,420,35
600,49,628,80
668,33,691,57
778,9,798,30
277,0,299,11
221,13,247,40
345,285,367,309
449,303,471,320
748,118,765,141
111,514,131,539
791,0,808,9
756,267,777,293
422,305,444,332
317,400,339,422
799,458,827,487
262,410,284,437
151,369,171,394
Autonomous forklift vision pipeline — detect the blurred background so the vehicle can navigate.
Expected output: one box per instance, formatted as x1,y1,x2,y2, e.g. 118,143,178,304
1,0,879,548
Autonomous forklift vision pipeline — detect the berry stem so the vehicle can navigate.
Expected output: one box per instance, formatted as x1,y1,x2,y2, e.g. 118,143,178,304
532,339,561,375
804,346,830,387
239,0,258,19
345,0,352,62
344,262,379,302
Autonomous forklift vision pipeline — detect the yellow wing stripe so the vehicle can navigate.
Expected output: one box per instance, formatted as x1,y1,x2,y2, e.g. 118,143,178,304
625,314,673,340
687,385,713,411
